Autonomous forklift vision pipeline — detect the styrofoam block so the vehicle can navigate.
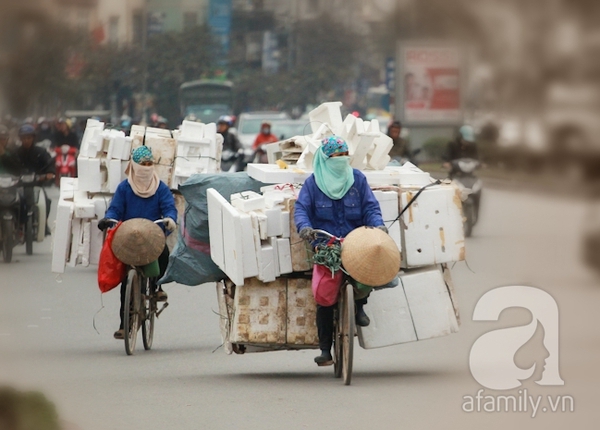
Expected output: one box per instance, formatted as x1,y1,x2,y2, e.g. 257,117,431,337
350,132,378,169
401,266,459,340
254,211,268,240
339,114,356,143
207,188,226,270
373,190,402,252
222,199,244,286
121,137,132,160
231,191,265,213
265,207,283,237
143,136,176,186
92,195,111,219
89,219,103,265
77,156,102,192
277,238,293,274
68,219,82,267
79,120,104,157
108,159,122,193
144,126,171,138
270,237,280,277
180,120,205,141
357,282,417,349
80,221,91,266
247,163,311,184
130,125,145,139
368,134,394,170
309,101,343,135
74,200,96,219
264,192,286,209
240,214,259,278
51,200,74,273
59,177,78,201
400,185,465,268
259,244,276,282
280,211,290,238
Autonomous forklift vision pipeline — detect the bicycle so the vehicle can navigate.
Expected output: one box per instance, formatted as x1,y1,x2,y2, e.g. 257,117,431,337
312,229,355,385
105,219,169,356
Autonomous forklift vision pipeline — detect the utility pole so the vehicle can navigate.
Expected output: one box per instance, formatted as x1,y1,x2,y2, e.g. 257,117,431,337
141,0,149,125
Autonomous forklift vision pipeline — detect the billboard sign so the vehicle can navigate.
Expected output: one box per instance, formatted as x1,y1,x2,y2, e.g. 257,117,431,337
208,0,232,56
400,45,462,124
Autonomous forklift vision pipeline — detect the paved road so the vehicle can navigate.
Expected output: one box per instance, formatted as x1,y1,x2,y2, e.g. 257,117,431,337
0,187,598,430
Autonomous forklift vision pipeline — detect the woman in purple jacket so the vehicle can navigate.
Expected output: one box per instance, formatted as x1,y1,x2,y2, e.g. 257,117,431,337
98,146,177,340
295,135,387,366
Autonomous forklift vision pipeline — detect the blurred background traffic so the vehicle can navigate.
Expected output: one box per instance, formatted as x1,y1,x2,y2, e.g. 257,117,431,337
0,0,598,182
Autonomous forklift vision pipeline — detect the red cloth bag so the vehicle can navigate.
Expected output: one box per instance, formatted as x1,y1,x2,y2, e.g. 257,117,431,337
97,222,126,293
311,264,344,306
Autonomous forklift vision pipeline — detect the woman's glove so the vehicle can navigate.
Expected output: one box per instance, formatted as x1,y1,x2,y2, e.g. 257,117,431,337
163,217,177,232
97,218,110,231
299,227,316,242
376,225,388,234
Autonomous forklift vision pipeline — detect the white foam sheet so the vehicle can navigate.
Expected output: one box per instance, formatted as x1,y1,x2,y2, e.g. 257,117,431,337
357,283,417,349
308,101,343,135
277,238,293,275
51,200,74,273
401,266,459,340
240,213,259,278
373,190,402,253
399,185,465,268
222,200,244,286
207,188,226,271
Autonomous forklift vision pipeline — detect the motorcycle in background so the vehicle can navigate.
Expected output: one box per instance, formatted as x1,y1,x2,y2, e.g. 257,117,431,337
0,172,48,262
449,158,483,237
54,144,77,186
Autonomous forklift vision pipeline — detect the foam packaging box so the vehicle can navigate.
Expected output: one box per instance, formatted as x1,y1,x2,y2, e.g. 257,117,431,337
357,266,459,349
399,185,465,268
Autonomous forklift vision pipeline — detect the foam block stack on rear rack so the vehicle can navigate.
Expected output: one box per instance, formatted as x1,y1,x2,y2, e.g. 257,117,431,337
52,118,219,273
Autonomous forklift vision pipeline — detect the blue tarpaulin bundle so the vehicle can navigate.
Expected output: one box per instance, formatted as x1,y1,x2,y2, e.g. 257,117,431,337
159,172,266,286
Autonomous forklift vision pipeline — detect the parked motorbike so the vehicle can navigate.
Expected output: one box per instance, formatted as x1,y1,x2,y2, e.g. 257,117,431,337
449,158,482,237
0,173,48,262
54,144,77,186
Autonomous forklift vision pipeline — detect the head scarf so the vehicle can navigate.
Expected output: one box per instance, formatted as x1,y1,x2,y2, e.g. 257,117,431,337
313,135,354,200
126,146,160,198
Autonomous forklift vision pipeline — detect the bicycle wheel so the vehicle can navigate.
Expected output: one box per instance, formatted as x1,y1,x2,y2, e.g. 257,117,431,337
141,277,155,351
2,219,14,263
333,295,344,379
123,269,140,355
25,216,33,255
341,284,355,386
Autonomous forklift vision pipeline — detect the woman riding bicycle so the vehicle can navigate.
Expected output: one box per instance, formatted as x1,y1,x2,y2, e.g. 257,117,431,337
98,146,177,340
294,135,388,366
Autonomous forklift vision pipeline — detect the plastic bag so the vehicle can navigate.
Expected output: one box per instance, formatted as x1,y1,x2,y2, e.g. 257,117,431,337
312,264,344,307
98,222,126,293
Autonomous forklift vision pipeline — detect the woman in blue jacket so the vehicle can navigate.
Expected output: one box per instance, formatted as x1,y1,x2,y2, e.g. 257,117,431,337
295,135,386,366
98,146,178,340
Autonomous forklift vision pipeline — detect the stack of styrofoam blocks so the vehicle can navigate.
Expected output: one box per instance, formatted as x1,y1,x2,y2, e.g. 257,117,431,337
78,119,131,194
286,101,392,171
172,120,223,187
52,177,111,273
357,266,460,349
207,185,300,286
131,126,176,187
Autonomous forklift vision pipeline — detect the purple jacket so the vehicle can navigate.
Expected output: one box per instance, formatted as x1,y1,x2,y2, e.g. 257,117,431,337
294,169,383,239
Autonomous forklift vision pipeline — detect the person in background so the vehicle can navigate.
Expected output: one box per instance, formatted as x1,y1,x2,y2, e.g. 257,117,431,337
0,125,17,174
52,118,79,150
13,124,55,233
217,116,242,171
97,146,177,340
443,125,479,174
387,120,411,160
252,122,278,163
36,117,54,145
294,135,387,366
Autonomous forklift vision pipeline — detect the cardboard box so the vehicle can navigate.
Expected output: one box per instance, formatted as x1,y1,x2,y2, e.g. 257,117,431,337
230,277,287,344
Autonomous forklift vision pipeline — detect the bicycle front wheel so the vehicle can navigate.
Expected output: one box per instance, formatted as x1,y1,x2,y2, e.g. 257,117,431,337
341,284,355,386
142,278,155,351
123,269,141,355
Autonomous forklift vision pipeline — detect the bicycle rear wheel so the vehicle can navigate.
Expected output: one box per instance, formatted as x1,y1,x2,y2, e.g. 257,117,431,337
123,269,141,355
142,278,155,350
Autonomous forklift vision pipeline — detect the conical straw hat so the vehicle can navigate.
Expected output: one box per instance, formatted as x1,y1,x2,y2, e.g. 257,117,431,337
111,218,165,266
341,226,400,286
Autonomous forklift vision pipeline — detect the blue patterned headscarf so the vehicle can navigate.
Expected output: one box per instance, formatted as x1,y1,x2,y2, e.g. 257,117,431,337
132,145,154,164
321,135,348,158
